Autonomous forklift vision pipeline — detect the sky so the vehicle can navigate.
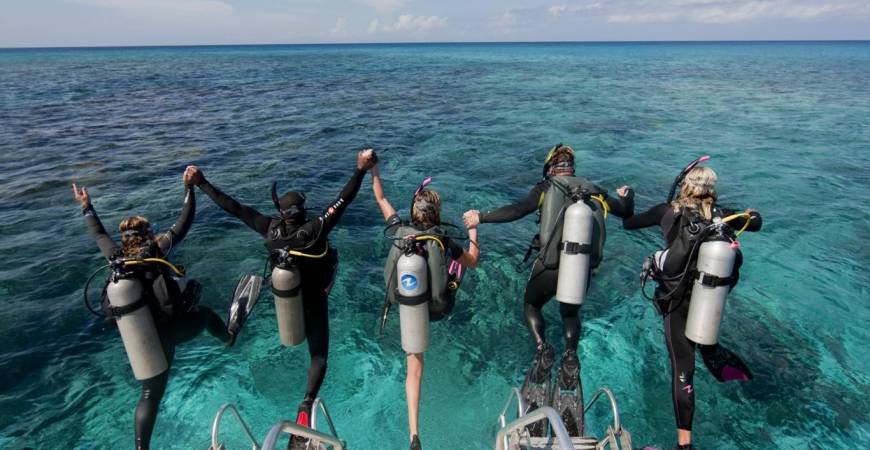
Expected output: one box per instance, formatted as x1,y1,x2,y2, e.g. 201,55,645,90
1,0,869,47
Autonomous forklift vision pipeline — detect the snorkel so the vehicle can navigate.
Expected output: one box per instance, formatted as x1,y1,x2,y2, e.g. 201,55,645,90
666,155,711,204
410,176,433,215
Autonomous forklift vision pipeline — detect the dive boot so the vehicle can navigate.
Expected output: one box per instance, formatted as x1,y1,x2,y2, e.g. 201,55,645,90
287,401,312,450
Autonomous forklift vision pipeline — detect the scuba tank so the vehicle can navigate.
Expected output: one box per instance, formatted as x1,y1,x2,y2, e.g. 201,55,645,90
105,273,168,380
685,236,737,345
396,252,430,354
555,200,595,305
271,264,306,346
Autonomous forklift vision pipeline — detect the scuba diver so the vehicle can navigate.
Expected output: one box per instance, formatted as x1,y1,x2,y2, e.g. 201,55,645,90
183,149,376,450
73,171,246,450
463,144,633,436
369,155,480,450
622,157,762,450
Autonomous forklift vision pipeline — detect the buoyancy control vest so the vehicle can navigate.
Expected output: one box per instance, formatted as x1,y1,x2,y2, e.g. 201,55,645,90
383,222,456,320
641,206,744,315
537,176,608,270
101,253,196,325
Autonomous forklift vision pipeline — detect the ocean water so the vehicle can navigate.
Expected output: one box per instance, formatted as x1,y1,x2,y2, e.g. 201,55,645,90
0,42,868,449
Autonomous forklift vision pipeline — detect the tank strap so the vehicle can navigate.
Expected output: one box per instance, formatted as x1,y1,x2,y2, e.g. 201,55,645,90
398,291,429,306
559,241,592,255
696,272,737,287
107,297,150,318
272,285,301,297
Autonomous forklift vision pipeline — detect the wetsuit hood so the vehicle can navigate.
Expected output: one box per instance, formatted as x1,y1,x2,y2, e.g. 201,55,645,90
271,182,306,224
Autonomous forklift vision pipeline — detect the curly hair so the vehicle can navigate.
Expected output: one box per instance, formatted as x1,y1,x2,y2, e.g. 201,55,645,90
119,215,156,257
411,189,442,229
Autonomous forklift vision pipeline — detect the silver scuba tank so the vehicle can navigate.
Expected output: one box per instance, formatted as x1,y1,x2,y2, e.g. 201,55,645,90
555,201,595,305
397,253,430,354
106,277,168,380
271,266,306,346
685,240,737,345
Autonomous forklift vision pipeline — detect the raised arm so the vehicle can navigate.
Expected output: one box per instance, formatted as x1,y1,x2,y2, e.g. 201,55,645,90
73,184,119,259
456,227,480,268
186,166,272,236
155,183,196,254
318,149,377,234
370,163,396,222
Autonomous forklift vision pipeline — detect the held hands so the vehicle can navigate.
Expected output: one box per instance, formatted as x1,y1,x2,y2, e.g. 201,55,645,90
357,148,378,171
616,185,633,198
71,183,90,208
463,209,480,229
183,165,204,186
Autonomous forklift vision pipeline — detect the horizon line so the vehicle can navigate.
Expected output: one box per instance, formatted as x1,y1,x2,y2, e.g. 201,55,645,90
2,38,869,51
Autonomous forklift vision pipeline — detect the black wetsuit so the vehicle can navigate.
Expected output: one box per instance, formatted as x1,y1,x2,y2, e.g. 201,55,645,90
198,168,365,407
623,203,762,431
82,186,229,450
480,179,633,350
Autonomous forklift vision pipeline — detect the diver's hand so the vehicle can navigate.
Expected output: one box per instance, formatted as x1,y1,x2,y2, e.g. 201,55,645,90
358,149,377,171
184,165,205,186
616,186,633,198
463,209,480,229
72,183,90,208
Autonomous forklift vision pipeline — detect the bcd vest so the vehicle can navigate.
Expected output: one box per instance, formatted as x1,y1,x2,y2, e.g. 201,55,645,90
383,223,455,321
537,176,607,270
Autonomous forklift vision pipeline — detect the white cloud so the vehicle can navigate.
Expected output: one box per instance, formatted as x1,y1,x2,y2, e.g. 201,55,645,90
76,0,234,18
608,0,859,24
357,0,406,14
331,17,348,37
368,14,448,33
548,2,602,17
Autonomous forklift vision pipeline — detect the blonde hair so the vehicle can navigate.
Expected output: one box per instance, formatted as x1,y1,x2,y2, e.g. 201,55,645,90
411,189,442,229
119,216,156,257
672,166,718,220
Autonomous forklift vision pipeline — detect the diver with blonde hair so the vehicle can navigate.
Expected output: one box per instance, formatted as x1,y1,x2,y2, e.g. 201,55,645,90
623,157,762,450
72,170,242,450
369,153,479,450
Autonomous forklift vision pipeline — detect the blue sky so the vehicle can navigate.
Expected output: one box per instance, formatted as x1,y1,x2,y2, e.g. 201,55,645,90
1,0,868,47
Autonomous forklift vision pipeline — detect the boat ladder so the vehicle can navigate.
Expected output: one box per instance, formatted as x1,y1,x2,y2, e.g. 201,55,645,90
209,398,345,450
495,387,633,450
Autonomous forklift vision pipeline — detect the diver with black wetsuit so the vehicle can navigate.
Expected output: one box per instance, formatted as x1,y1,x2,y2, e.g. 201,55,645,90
463,144,633,435
622,162,762,450
73,175,236,450
184,150,376,449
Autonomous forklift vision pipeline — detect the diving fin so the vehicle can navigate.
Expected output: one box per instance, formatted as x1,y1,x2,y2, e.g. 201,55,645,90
551,350,583,437
700,344,752,382
227,274,263,340
520,343,555,437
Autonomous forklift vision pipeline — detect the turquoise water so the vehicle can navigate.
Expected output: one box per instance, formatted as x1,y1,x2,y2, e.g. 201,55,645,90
0,42,868,449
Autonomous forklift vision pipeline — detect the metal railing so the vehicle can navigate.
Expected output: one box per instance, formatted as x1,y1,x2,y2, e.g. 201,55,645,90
210,403,260,450
495,406,573,450
261,421,345,450
582,388,622,436
497,387,528,429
